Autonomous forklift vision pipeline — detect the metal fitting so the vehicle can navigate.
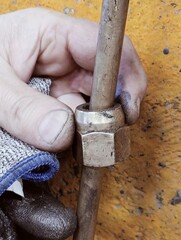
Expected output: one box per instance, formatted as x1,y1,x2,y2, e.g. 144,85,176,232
75,103,130,167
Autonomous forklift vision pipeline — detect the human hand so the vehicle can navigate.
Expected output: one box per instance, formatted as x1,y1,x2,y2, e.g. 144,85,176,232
0,8,147,152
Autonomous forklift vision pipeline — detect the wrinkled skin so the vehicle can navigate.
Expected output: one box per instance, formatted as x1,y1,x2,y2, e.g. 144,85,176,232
0,8,147,152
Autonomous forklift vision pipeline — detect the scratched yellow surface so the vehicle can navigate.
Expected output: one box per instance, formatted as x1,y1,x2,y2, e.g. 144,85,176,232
0,0,181,240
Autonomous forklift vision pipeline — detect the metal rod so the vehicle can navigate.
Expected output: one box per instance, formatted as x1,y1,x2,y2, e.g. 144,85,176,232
74,1,129,239
90,0,129,110
73,167,103,240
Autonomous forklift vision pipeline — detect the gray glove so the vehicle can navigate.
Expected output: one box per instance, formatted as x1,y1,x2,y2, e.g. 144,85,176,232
0,78,60,195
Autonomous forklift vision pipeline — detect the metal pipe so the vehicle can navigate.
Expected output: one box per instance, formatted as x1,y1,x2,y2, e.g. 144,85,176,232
73,167,103,240
74,1,129,239
90,0,129,110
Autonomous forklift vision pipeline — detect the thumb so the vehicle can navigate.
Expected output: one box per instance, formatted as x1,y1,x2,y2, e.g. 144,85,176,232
0,62,74,152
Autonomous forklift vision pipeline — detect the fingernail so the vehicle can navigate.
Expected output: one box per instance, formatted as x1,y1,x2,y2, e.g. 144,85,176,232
39,110,68,145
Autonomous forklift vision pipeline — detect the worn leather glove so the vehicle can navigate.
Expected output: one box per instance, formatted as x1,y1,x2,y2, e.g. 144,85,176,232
1,182,77,240
0,208,17,240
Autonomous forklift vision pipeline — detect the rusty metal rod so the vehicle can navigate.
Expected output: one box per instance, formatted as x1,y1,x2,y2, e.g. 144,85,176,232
73,1,129,239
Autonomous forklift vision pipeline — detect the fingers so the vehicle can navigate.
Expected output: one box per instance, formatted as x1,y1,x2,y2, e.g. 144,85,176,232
117,89,141,125
0,59,74,152
58,93,86,113
67,21,147,125
50,68,93,98
67,18,98,72
117,36,147,125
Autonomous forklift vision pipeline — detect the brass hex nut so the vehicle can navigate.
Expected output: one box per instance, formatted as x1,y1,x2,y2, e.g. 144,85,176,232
75,104,130,167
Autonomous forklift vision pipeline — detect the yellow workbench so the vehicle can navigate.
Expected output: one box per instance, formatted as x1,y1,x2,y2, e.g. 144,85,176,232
0,1,180,239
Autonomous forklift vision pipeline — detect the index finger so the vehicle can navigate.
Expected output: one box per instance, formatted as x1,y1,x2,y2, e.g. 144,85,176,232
67,18,98,72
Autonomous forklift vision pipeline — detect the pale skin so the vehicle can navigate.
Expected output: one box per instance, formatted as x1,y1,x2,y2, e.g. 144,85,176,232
0,8,147,152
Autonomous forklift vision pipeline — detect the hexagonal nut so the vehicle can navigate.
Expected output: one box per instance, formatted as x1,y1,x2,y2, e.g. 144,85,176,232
76,126,130,167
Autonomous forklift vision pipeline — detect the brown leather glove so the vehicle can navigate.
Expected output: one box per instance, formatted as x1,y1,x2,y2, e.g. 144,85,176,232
1,182,77,240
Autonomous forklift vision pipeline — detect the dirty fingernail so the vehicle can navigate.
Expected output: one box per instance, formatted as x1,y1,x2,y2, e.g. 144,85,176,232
39,110,68,145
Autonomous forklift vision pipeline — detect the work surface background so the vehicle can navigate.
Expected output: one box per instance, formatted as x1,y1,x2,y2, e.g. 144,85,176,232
0,1,181,240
